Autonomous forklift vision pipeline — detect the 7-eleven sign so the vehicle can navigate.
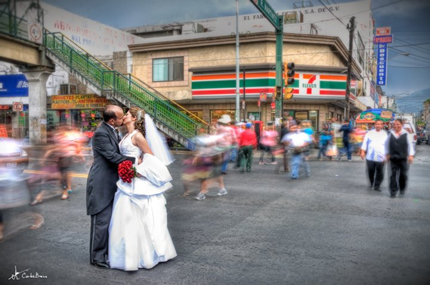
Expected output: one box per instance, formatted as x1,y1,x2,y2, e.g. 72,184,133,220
299,74,320,95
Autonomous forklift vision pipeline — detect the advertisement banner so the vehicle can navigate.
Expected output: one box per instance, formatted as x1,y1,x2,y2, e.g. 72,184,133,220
0,74,29,97
51,94,110,109
377,44,388,86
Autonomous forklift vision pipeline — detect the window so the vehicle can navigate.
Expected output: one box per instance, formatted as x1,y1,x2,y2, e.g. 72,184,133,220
153,57,184,82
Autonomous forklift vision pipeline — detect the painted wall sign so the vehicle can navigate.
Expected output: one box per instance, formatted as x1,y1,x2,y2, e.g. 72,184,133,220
51,94,110,109
0,74,29,97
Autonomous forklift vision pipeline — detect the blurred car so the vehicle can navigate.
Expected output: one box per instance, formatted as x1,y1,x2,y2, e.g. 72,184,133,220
0,138,29,173
417,129,426,145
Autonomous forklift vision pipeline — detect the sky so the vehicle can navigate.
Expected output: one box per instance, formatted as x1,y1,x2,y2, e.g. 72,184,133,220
42,0,430,113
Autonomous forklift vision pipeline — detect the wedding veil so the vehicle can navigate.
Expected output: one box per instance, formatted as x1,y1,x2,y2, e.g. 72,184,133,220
144,113,175,165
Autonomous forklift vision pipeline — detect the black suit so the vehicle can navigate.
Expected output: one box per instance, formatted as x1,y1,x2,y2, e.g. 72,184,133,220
86,122,134,264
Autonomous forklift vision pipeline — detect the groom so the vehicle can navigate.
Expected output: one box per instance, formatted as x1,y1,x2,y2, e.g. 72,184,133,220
86,105,135,269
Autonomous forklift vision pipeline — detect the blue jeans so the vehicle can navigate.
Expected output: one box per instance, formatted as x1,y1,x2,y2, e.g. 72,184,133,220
338,140,352,160
221,150,230,173
317,142,328,159
230,147,237,162
291,153,310,178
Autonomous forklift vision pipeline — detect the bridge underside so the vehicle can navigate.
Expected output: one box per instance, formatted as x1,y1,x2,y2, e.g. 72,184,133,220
0,34,53,68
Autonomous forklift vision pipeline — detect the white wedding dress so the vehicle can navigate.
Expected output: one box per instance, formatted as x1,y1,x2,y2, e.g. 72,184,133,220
108,130,177,271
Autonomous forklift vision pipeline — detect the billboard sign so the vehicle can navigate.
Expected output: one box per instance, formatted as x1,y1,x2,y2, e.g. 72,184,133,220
373,35,393,44
0,74,29,97
376,27,391,36
376,44,388,86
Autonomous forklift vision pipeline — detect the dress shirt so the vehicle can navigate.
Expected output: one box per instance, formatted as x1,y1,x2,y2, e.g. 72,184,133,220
361,129,388,162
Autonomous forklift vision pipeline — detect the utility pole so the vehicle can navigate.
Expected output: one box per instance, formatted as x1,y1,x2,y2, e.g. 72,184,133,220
345,16,355,120
235,0,240,123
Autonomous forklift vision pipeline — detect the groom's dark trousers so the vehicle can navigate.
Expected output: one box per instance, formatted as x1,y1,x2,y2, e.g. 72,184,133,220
90,201,113,264
86,122,134,264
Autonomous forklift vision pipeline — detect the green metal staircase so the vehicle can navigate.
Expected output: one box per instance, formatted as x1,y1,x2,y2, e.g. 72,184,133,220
42,30,207,148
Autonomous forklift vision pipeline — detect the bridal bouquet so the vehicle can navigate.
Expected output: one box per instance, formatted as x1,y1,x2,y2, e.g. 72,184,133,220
118,160,136,183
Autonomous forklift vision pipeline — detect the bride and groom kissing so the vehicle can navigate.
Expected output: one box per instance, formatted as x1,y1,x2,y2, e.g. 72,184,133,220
86,105,176,271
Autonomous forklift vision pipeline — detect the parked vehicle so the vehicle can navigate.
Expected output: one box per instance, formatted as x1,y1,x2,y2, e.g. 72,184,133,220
416,127,427,145
0,138,29,174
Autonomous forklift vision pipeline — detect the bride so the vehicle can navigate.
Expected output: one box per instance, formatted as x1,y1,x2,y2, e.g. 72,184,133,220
108,106,177,271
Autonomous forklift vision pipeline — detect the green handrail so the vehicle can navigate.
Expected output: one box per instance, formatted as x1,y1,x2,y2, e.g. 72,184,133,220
43,30,201,140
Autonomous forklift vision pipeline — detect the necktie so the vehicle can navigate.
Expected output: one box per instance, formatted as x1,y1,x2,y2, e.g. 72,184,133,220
115,129,121,143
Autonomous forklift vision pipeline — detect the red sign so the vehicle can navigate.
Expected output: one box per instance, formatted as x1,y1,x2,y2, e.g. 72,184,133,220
376,27,391,36
259,93,267,101
270,102,276,109
12,102,23,112
0,105,9,110
257,100,261,107
374,35,393,44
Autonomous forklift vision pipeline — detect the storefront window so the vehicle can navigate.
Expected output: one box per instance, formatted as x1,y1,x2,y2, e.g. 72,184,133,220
210,110,236,124
295,111,308,122
248,112,260,121
181,110,203,120
309,111,319,131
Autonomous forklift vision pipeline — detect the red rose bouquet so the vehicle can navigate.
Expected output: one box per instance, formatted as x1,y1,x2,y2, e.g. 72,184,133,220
118,160,136,183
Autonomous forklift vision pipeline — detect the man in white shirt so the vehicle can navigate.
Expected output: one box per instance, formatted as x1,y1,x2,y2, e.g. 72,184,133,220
385,119,415,198
360,120,388,191
281,123,312,179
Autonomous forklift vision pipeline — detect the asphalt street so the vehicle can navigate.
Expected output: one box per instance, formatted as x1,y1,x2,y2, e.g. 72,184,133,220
0,145,429,284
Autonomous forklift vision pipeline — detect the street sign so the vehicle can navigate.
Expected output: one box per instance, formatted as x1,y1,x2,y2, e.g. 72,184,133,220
376,27,391,36
12,102,23,112
250,0,281,30
374,35,393,44
259,93,267,101
377,44,388,86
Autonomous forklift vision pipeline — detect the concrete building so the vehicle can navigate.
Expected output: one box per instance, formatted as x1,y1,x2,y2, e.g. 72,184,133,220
128,31,366,130
123,0,375,129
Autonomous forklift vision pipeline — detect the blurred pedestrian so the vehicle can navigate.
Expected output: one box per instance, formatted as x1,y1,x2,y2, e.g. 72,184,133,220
337,120,352,161
217,115,237,175
317,126,331,161
282,123,312,179
360,120,388,191
258,122,278,165
238,123,257,173
275,119,291,173
386,119,415,198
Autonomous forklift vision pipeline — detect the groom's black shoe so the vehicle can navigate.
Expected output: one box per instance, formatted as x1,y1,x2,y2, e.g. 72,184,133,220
91,262,110,269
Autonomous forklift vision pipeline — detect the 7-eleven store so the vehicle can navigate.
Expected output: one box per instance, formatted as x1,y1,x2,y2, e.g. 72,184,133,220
129,32,366,131
190,66,360,131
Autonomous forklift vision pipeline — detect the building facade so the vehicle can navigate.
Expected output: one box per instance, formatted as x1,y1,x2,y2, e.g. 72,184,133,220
128,32,366,130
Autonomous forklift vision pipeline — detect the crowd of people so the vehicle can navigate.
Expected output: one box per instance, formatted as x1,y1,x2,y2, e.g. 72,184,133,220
0,107,416,273
181,115,415,200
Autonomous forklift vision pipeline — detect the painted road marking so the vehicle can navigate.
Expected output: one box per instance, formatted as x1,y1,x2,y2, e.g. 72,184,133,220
24,169,88,178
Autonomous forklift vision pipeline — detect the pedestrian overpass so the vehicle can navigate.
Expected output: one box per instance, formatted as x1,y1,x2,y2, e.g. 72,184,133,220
0,8,207,147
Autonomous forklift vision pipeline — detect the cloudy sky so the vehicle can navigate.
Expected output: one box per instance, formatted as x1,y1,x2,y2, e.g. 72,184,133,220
42,0,430,112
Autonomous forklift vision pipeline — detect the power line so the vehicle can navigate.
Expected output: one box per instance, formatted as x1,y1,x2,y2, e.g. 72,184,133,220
318,0,346,26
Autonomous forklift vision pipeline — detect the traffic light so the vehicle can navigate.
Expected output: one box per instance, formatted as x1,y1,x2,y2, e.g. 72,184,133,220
283,62,295,100
284,62,295,86
273,86,278,101
284,87,294,100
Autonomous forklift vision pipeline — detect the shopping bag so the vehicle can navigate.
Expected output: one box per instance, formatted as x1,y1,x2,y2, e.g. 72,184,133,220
326,144,338,157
